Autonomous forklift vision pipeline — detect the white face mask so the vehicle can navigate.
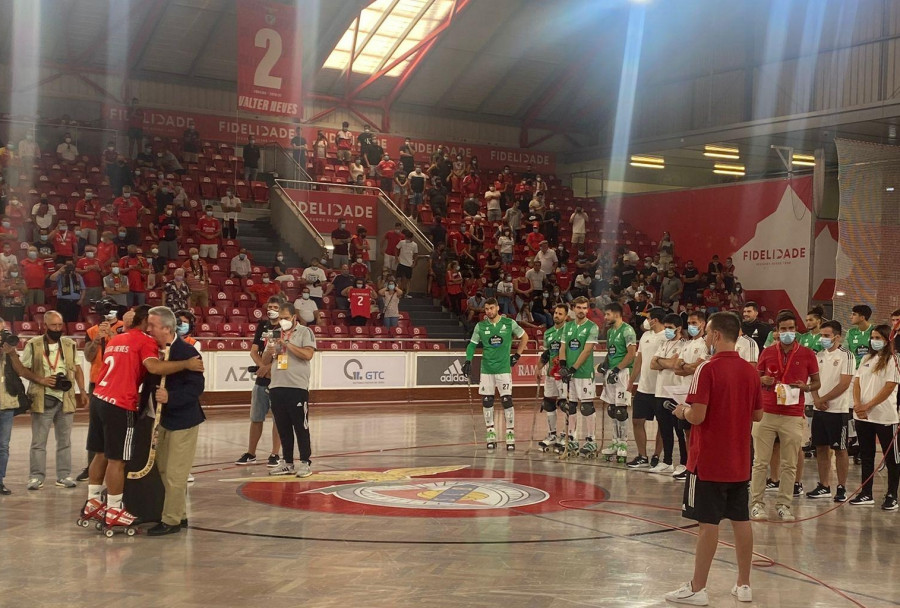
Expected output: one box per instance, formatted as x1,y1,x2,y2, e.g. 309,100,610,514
267,310,279,320
642,318,651,331
86,251,95,259
279,319,294,331
302,293,310,300
191,254,199,261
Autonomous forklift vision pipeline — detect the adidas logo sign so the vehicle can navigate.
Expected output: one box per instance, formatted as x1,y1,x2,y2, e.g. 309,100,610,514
441,360,467,383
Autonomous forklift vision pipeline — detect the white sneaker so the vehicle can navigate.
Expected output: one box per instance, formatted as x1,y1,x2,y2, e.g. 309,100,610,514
776,504,795,521
664,582,709,606
649,463,674,474
187,474,195,483
750,503,767,521
295,461,312,478
268,461,294,476
731,585,752,602
672,464,687,477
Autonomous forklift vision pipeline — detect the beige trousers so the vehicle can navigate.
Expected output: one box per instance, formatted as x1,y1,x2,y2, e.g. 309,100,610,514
156,425,200,526
750,412,806,508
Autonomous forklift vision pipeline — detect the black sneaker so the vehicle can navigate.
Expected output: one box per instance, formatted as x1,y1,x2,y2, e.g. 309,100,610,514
882,494,899,511
0,483,10,496
75,468,90,482
626,456,650,469
649,454,660,468
834,485,847,503
849,494,875,506
765,478,780,492
267,454,281,467
672,470,688,481
793,482,803,497
235,453,257,465
806,483,831,499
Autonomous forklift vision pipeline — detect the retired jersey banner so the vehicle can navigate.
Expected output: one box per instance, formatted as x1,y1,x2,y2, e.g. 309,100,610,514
236,0,302,117
617,177,814,321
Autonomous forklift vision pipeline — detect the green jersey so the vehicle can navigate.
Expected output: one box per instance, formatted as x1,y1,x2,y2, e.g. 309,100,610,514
764,331,775,348
798,332,823,352
845,325,874,367
469,316,525,374
544,324,566,361
563,319,600,379
605,321,637,370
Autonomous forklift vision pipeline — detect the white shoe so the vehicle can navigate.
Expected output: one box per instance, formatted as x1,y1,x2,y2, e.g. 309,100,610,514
776,504,795,521
750,503,767,521
295,461,312,478
268,461,294,476
187,474,195,483
671,465,687,477
731,585,752,602
664,582,709,605
649,463,674,474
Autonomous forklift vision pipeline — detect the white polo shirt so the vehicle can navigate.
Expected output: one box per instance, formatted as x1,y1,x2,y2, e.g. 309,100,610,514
815,346,855,414
654,338,684,397
677,337,709,387
853,353,900,425
635,328,667,394
736,335,759,364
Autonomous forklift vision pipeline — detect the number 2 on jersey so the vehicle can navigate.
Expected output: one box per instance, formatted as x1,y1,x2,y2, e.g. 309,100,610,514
98,355,115,387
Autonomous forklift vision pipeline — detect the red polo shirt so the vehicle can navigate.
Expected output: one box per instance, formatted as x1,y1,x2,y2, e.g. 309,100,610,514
21,258,47,289
75,198,100,229
196,216,220,244
53,230,77,257
76,257,103,287
686,351,763,482
114,197,142,228
119,255,147,292
756,343,819,417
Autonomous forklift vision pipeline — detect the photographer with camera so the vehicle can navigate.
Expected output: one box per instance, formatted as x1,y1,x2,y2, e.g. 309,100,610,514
49,261,86,323
20,311,88,490
0,317,26,495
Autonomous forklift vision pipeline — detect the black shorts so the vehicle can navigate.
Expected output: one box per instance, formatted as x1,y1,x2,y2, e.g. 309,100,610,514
396,264,412,279
633,391,656,420
811,411,850,450
682,472,750,524
85,396,137,462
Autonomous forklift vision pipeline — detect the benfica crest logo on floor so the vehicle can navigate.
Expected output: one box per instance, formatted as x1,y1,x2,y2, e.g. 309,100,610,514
226,465,607,518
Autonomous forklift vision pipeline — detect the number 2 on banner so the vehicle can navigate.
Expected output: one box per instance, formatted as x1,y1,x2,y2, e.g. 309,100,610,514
254,28,283,89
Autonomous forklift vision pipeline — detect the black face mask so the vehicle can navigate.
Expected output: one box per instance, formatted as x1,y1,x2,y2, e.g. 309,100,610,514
47,329,63,342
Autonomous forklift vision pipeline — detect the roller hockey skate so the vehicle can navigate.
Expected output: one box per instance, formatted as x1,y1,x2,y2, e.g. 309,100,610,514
486,428,497,450
616,441,628,464
552,438,567,455
101,506,139,538
602,440,619,462
538,432,557,453
556,435,579,459
579,440,598,459
505,430,516,451
76,498,106,530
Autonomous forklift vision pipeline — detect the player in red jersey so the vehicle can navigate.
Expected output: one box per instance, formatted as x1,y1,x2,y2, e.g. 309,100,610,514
81,305,204,532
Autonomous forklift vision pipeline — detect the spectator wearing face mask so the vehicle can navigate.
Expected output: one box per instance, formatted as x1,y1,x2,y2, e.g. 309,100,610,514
174,309,201,351
271,251,292,282
243,137,261,182
293,288,321,326
49,261,86,323
195,205,222,260
350,227,370,269
31,197,57,241
325,264,354,311
120,245,150,307
503,205,522,242
56,133,79,163
330,219,352,268
74,189,100,246
230,248,252,280
249,275,281,306
182,248,209,307
102,260,129,307
154,204,180,267
496,273,516,316
301,258,327,308
74,245,103,303
377,154,397,193
114,186,143,245
0,265,25,322
49,219,77,265
165,269,191,311
378,280,403,328
220,188,242,240
342,278,376,326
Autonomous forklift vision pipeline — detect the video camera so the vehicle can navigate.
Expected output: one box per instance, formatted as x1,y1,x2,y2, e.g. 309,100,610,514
0,328,19,347
53,372,73,393
89,298,123,319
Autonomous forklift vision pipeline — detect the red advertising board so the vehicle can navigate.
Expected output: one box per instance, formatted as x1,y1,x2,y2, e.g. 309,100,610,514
236,0,302,117
100,106,555,173
283,188,378,234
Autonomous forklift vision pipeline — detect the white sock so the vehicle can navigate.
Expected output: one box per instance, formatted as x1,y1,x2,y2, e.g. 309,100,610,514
107,493,123,510
504,407,514,431
483,406,494,428
546,411,557,434
88,484,103,501
581,412,596,441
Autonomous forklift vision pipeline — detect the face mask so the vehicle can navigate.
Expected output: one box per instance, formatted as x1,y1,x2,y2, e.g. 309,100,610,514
47,329,63,341
239,254,246,260
151,249,158,255
664,328,677,340
356,258,362,264
0,221,8,229
161,188,168,194
276,255,284,262
356,283,364,289
191,254,199,261
175,276,184,282
267,310,280,320
302,293,310,300
166,210,173,216
10,272,18,278
388,283,395,290
279,319,293,331
819,337,834,350
86,251,95,259
65,138,71,143
40,235,48,241
59,226,67,232
339,223,346,229
779,331,796,345
687,325,701,337
176,323,190,336
123,192,131,199
206,211,213,217
226,192,232,197
642,318,651,331
871,339,886,352
28,251,37,259
262,277,271,284
105,312,118,321
118,232,126,238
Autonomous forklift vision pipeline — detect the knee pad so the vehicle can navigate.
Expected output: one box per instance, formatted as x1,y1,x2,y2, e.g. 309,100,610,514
566,401,578,416
482,395,495,409
615,406,629,422
579,401,595,417
557,398,568,412
607,403,617,419
500,395,514,409
542,398,557,413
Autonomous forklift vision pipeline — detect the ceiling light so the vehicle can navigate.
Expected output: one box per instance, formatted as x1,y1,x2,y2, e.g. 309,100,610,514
835,291,846,297
705,144,739,154
630,154,664,168
792,152,815,167
713,169,745,176
887,187,895,192
704,151,740,159
714,163,744,171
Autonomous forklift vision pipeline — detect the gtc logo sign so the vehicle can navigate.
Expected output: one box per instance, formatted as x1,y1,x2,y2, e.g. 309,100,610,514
343,358,385,381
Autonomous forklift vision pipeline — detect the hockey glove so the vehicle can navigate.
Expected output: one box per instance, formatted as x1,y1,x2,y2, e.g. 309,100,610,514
510,353,521,366
461,360,472,378
606,367,620,385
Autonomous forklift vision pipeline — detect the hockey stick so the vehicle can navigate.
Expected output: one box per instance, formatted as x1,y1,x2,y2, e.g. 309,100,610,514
127,344,170,480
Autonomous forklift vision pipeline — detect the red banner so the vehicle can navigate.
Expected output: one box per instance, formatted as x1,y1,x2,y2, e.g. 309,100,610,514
236,0,302,117
283,188,378,234
100,106,555,173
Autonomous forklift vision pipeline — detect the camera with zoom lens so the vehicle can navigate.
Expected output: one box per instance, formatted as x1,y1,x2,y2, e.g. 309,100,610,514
54,372,73,393
0,329,19,347
89,298,117,317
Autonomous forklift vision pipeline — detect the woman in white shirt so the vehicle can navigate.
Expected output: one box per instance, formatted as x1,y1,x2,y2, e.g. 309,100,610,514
850,324,900,509
497,229,514,265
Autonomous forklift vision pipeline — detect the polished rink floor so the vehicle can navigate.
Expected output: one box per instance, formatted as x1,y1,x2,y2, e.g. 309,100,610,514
0,403,898,608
